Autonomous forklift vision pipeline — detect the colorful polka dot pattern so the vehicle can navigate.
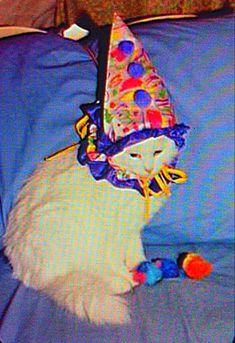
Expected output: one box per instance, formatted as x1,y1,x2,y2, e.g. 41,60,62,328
103,14,176,142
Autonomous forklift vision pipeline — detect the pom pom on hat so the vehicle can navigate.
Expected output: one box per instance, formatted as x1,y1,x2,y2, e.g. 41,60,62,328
103,13,177,142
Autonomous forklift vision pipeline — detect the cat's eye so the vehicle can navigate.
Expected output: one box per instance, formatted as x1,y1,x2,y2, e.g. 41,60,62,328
129,152,142,159
154,150,162,156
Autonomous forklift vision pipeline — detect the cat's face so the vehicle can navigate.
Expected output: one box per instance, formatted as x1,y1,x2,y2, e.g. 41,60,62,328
109,136,178,179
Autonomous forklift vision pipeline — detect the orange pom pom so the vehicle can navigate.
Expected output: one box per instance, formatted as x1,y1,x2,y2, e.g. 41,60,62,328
182,253,213,279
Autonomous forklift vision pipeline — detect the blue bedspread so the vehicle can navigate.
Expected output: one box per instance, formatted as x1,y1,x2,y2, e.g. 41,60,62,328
0,14,234,343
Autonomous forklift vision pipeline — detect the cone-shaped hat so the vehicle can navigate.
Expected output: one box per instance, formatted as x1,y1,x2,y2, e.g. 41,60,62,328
103,13,176,142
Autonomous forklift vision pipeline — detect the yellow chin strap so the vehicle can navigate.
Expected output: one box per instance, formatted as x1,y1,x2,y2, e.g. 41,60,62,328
140,165,188,223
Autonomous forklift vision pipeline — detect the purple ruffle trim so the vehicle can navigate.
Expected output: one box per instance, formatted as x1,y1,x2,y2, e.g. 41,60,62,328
77,101,190,195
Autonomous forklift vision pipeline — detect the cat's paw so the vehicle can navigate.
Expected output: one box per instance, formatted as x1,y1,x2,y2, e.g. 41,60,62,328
124,237,146,271
104,265,141,294
42,270,133,325
110,274,139,294
125,258,146,272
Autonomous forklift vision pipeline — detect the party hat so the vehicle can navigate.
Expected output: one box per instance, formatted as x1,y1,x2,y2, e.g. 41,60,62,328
103,13,176,142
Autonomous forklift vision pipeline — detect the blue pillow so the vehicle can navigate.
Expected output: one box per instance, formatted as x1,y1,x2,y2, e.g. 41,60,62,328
0,32,97,247
128,15,234,244
0,15,234,249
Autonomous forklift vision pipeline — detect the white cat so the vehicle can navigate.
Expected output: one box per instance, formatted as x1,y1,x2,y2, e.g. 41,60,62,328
4,135,178,324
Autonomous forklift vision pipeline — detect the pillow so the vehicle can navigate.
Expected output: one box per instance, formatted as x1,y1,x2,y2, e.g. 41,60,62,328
129,15,234,245
0,32,97,248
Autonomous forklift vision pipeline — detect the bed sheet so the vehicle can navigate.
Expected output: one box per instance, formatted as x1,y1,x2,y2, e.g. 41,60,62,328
0,243,234,343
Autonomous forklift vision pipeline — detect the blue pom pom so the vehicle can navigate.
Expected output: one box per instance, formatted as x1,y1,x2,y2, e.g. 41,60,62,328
134,89,151,108
160,259,179,278
136,262,163,286
136,261,152,273
127,62,145,78
145,265,163,286
118,40,134,55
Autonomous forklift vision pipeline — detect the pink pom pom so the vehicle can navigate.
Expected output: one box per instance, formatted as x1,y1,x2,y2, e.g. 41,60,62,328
132,270,146,284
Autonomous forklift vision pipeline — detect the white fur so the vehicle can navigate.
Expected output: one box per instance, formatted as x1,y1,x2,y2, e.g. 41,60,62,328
4,136,177,324
111,136,178,178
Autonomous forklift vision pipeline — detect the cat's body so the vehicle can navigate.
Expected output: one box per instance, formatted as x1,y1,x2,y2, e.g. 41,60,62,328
4,136,177,324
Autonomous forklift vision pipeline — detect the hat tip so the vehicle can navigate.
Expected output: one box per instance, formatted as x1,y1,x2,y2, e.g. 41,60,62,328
112,12,123,23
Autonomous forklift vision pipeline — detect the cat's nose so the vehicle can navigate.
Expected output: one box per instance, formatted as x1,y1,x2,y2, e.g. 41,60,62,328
144,167,154,174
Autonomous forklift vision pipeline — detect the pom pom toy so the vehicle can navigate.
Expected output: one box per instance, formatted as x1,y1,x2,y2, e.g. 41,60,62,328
177,252,213,279
133,252,213,286
133,261,163,286
152,258,179,278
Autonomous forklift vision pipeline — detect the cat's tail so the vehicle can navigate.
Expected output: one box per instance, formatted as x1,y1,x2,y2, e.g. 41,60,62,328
42,270,132,325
